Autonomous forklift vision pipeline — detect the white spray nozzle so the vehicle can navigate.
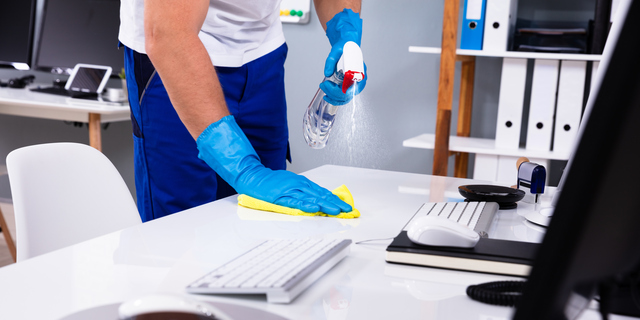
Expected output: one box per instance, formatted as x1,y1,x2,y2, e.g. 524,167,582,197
337,41,364,93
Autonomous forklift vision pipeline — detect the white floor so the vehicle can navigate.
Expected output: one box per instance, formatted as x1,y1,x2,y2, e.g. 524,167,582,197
0,201,15,268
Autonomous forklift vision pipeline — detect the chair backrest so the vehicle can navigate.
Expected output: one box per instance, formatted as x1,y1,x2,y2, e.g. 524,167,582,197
6,142,141,262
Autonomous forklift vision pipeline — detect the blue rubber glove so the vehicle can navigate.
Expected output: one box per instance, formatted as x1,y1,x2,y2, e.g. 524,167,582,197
322,8,366,106
196,115,352,215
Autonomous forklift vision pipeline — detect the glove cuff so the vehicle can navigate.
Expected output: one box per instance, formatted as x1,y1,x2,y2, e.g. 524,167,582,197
326,8,363,46
196,115,262,191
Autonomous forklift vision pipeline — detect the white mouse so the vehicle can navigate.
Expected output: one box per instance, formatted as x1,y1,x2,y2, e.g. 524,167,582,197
406,216,480,248
118,293,234,320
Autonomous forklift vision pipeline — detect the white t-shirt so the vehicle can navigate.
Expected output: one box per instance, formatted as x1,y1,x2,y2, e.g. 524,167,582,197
119,0,285,67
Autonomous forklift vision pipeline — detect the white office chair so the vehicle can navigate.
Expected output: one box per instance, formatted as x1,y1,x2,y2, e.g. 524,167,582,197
6,142,141,262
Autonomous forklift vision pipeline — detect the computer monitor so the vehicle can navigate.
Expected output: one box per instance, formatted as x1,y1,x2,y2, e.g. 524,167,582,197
513,0,640,319
0,0,37,70
34,0,123,76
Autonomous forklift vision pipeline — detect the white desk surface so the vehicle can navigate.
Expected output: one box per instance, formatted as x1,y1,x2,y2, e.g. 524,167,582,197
0,165,633,320
0,85,130,123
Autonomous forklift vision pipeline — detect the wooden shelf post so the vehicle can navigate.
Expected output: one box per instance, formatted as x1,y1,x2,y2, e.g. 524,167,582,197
454,55,476,178
433,0,461,176
434,0,477,178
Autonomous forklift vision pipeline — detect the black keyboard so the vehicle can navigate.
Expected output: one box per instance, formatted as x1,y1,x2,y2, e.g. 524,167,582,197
30,86,71,96
31,86,98,99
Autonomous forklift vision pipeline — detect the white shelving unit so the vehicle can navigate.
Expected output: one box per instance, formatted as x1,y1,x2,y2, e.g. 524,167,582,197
409,46,602,61
403,133,570,185
405,47,602,184
403,133,571,160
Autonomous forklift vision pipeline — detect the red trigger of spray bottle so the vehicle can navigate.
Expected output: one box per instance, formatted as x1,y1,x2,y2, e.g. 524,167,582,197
342,70,365,94
337,41,365,94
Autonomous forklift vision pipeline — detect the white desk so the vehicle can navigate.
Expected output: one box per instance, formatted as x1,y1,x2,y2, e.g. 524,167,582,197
0,85,130,151
0,165,633,320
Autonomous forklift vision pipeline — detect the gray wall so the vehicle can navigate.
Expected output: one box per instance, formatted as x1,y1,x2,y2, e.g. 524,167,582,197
0,0,596,201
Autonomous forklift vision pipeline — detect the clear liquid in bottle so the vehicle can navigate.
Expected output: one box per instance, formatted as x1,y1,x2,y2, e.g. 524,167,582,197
303,71,350,149
303,85,340,149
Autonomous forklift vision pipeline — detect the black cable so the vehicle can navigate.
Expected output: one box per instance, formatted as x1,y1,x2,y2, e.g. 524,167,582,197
354,237,395,245
466,280,526,307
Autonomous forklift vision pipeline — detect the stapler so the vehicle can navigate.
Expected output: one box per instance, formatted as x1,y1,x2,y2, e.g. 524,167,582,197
516,157,546,204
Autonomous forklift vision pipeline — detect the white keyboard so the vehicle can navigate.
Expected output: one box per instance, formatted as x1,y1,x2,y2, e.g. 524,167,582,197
403,201,499,237
186,238,351,303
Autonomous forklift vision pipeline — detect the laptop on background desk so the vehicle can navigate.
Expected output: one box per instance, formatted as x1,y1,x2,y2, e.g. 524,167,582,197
31,63,112,99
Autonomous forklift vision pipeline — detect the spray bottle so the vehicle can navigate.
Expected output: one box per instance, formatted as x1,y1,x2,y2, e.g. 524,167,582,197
303,41,365,149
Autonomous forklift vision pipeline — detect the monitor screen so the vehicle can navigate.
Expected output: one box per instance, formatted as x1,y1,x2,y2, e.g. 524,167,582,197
0,0,36,70
513,0,640,319
34,0,123,76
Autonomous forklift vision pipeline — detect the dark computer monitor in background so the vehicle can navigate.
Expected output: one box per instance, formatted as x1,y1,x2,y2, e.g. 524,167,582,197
0,0,37,70
34,0,123,76
513,0,640,319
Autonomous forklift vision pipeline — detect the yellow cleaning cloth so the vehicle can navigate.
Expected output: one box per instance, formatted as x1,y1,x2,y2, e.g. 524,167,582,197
237,185,360,219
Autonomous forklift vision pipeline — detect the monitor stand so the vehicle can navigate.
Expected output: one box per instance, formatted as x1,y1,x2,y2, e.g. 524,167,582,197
524,207,553,226
523,183,563,227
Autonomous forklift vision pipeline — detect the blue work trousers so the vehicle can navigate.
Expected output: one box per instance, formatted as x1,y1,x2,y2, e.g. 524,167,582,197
123,44,290,222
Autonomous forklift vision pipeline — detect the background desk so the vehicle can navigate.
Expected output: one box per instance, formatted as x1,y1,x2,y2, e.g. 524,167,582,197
0,86,130,151
0,165,633,320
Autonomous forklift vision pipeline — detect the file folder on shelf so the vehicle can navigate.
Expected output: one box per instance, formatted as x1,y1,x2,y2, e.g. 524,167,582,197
474,154,518,186
495,58,528,149
590,61,601,96
526,59,560,151
483,0,518,52
553,60,586,153
461,0,487,50
473,154,499,182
